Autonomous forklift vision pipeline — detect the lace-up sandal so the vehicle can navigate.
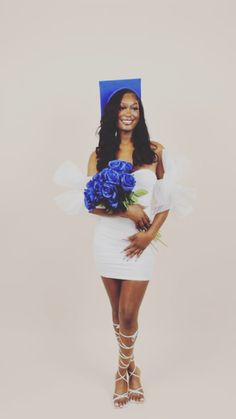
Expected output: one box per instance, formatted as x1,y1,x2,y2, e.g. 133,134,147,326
113,323,144,402
127,352,145,403
113,328,138,408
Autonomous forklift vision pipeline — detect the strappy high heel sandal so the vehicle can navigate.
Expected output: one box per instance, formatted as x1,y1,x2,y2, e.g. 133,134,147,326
113,327,139,408
127,354,145,403
113,323,145,404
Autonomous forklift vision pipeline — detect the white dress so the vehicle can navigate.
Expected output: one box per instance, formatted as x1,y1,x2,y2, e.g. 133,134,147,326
52,148,197,281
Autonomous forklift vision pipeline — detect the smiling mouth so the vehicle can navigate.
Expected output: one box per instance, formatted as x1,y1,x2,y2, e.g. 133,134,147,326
121,119,134,125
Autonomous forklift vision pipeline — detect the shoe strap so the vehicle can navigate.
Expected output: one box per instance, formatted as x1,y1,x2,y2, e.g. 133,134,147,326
113,324,138,344
128,387,144,395
118,329,138,375
128,366,140,378
115,369,128,383
113,325,136,366
113,392,129,402
113,324,139,373
119,329,138,341
119,329,138,350
118,355,133,369
113,323,138,342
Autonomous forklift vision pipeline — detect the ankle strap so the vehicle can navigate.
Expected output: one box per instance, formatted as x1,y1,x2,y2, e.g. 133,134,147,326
113,323,138,372
118,328,138,371
119,329,138,341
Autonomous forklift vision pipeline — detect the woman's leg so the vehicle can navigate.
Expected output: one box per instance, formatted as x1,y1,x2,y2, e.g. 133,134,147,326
101,276,149,407
101,277,123,356
101,276,122,325
101,276,129,407
119,280,149,403
101,276,149,333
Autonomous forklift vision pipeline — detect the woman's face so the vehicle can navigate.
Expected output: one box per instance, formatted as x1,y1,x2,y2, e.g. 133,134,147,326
117,92,140,132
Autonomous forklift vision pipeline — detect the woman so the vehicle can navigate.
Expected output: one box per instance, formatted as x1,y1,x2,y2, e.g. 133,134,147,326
87,81,170,408
52,78,195,409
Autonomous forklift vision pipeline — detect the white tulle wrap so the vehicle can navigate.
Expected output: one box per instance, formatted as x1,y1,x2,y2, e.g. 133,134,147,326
150,148,197,217
52,160,92,215
52,149,196,217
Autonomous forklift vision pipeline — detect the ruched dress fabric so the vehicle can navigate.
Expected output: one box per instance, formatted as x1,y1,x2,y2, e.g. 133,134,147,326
52,148,197,281
93,169,159,281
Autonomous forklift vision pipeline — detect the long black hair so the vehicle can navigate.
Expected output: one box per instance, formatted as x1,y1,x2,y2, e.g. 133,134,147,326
95,88,158,172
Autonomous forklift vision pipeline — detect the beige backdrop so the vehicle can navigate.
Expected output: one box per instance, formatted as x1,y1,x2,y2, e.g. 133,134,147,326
1,0,235,418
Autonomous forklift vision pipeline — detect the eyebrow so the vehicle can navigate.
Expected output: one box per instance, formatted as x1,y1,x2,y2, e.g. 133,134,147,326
120,101,139,105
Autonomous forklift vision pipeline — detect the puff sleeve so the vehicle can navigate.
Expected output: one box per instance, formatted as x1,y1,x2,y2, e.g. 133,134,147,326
52,160,92,215
150,148,197,217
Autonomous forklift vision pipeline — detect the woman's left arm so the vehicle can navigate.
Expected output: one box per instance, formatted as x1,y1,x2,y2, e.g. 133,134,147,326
123,141,170,258
147,141,170,238
123,210,169,259
146,209,169,240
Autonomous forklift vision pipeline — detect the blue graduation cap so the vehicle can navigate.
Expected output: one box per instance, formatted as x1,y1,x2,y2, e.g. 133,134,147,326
99,78,141,117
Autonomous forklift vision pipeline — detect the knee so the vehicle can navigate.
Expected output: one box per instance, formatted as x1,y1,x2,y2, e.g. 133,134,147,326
119,306,138,328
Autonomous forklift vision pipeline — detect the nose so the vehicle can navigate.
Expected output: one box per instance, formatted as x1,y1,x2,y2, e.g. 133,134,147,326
125,107,132,116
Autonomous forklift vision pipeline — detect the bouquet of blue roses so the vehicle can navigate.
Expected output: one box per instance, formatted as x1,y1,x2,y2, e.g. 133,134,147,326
84,160,147,212
84,159,167,246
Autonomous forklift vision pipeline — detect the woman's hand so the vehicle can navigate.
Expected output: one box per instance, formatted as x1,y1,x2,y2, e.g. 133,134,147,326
126,204,151,231
122,231,153,259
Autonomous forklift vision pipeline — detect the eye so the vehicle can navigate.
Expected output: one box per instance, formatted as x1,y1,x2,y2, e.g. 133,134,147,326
132,107,139,111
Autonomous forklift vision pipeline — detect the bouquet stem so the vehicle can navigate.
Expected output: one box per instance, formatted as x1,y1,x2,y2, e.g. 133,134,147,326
153,231,168,247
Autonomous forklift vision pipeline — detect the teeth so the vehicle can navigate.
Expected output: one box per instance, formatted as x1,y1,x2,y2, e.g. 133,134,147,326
122,120,133,124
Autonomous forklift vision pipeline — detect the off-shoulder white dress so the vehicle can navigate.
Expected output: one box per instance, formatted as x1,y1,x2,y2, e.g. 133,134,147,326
52,148,196,281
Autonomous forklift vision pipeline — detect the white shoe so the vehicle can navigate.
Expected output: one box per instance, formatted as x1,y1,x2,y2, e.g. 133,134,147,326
113,369,129,408
113,323,145,404
128,363,145,403
113,326,139,408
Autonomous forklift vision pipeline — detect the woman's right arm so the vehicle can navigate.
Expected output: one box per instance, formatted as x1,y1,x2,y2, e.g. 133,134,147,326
87,151,151,228
88,207,128,217
87,150,99,177
89,206,151,233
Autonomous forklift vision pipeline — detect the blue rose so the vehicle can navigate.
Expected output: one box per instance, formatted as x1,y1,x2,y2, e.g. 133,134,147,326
86,178,95,188
120,173,136,191
108,160,133,173
99,167,110,182
93,179,103,199
104,168,120,185
84,187,96,210
124,161,133,172
101,182,118,200
86,172,101,188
